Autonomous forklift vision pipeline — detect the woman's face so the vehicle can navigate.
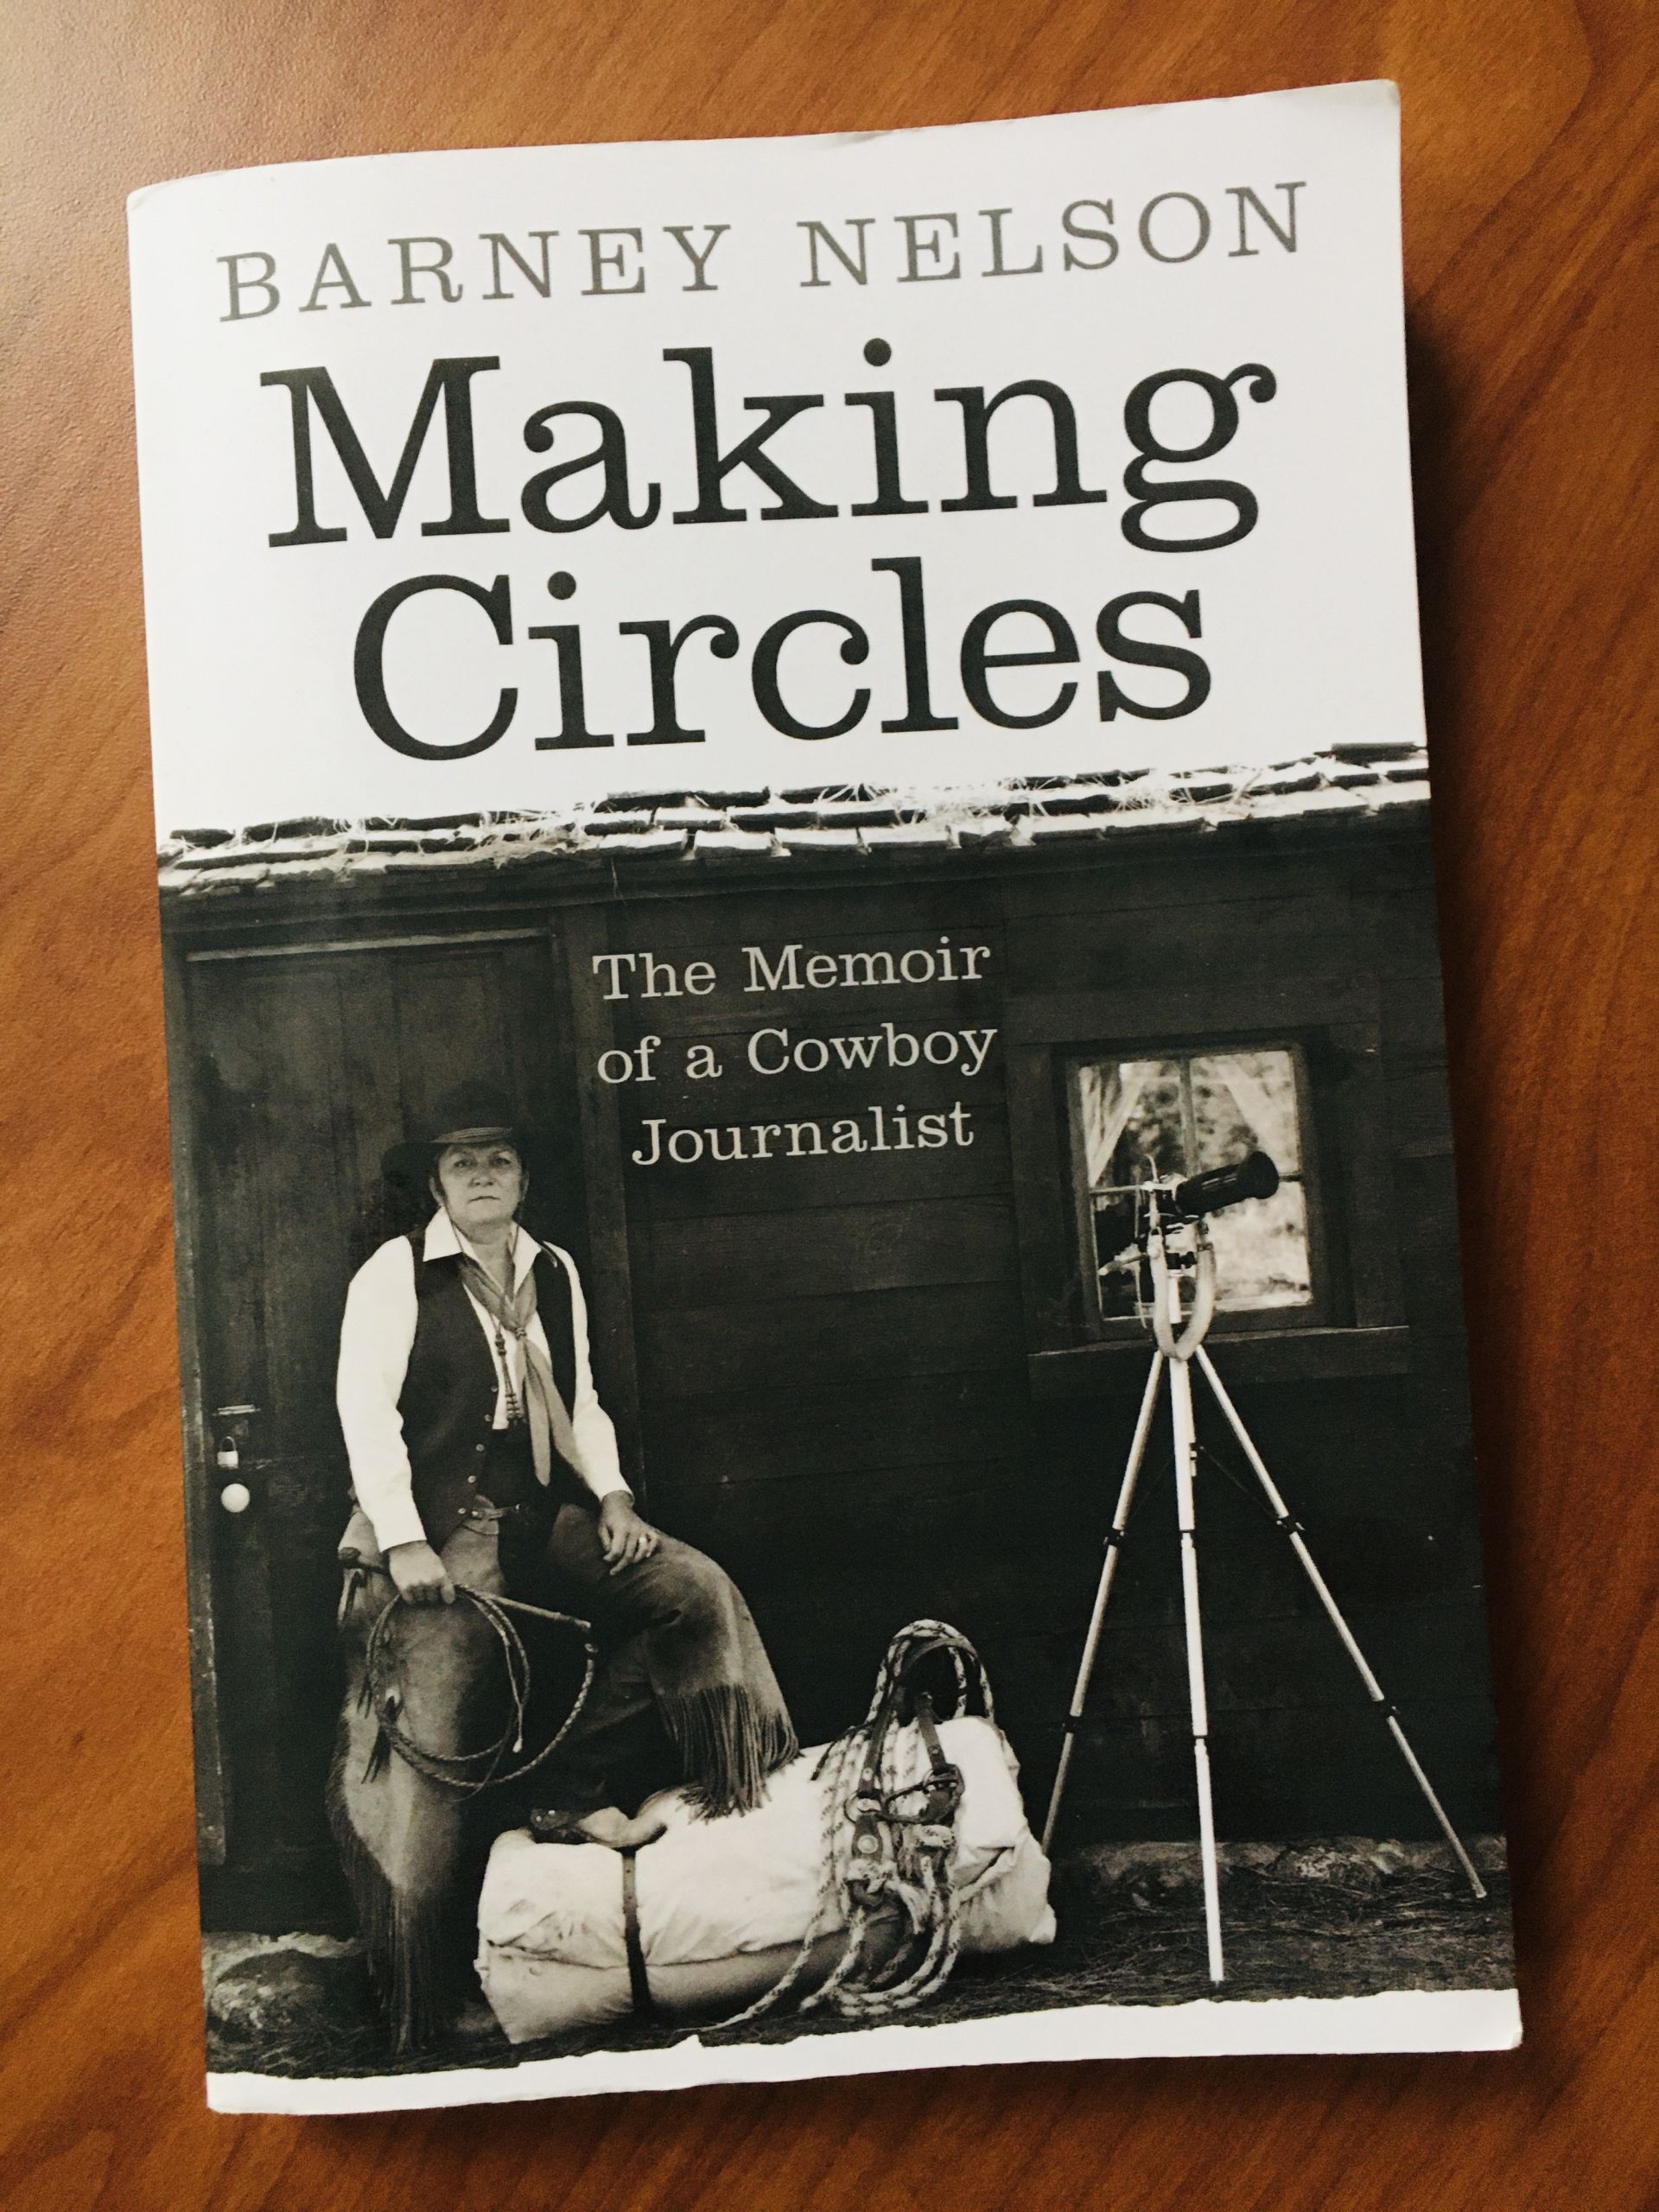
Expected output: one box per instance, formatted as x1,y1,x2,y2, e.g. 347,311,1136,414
431,1140,527,1236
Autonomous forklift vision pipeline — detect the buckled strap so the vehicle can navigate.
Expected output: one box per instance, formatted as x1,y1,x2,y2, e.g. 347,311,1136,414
913,1691,947,1772
910,1693,963,1823
621,1847,656,2019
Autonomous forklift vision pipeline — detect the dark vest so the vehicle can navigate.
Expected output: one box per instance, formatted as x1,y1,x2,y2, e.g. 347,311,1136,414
397,1233,580,1546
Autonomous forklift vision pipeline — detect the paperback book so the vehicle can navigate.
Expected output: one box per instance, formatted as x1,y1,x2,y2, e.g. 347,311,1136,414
128,80,1518,2114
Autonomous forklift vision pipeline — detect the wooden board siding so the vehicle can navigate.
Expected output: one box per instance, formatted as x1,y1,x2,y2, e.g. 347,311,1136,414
593,823,1497,1841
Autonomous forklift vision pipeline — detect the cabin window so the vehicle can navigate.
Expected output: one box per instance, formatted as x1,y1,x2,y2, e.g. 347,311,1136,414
1007,964,1408,1389
1070,1045,1324,1330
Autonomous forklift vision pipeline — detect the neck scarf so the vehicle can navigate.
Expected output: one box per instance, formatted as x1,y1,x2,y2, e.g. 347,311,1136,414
454,1236,587,1488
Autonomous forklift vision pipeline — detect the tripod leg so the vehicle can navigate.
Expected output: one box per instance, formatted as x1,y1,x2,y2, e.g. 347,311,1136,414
1170,1353,1225,1984
1042,1352,1164,1853
1194,1348,1488,1902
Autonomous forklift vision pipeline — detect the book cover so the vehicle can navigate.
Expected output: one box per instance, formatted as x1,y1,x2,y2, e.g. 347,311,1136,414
128,81,1518,2114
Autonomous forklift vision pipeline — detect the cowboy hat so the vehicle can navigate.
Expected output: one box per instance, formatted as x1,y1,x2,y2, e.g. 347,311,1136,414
379,1081,552,1186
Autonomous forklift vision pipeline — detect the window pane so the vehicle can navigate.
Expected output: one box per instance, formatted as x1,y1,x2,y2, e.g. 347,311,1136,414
1190,1051,1302,1174
1206,1178,1312,1308
1076,1058,1185,1186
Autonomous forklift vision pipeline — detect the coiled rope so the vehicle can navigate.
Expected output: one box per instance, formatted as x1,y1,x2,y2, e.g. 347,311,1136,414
359,1580,597,1797
709,1618,994,2032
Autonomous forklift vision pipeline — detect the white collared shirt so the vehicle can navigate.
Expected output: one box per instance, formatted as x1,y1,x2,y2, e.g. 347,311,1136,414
336,1211,629,1552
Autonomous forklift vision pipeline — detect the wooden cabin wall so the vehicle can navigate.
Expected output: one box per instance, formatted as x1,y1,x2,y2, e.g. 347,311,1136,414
601,824,1502,1845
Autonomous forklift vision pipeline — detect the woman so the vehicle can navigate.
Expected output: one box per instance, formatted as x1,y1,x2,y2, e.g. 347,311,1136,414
331,1080,796,2047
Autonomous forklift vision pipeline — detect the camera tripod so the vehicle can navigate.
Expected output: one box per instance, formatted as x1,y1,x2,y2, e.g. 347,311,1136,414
1040,1200,1487,1984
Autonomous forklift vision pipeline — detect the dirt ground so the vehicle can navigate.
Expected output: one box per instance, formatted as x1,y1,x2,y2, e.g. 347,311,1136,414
204,1839,1514,2083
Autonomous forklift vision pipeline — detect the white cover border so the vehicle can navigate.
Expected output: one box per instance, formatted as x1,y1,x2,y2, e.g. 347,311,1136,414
208,1986,1522,2114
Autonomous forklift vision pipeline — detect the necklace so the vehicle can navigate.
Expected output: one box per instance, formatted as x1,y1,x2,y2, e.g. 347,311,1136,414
489,1226,527,1427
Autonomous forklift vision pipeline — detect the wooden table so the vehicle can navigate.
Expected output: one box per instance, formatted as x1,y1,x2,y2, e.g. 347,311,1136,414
3,3,1655,2205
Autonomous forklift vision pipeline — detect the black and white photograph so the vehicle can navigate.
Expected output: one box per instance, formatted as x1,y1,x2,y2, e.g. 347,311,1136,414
163,755,1513,2100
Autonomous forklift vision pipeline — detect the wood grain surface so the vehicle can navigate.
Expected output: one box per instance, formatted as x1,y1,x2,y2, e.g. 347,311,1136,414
3,3,1656,2205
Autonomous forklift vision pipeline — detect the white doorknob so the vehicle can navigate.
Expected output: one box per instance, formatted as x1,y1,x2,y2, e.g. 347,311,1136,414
219,1482,252,1515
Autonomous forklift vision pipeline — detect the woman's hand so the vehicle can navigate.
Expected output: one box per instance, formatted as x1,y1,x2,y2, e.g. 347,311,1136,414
597,1493,660,1576
387,1539,455,1606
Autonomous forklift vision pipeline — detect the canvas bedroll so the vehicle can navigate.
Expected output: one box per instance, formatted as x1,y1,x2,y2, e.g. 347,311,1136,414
476,1710,1057,2042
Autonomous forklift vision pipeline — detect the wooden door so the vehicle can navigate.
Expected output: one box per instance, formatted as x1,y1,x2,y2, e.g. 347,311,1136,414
174,926,584,1932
